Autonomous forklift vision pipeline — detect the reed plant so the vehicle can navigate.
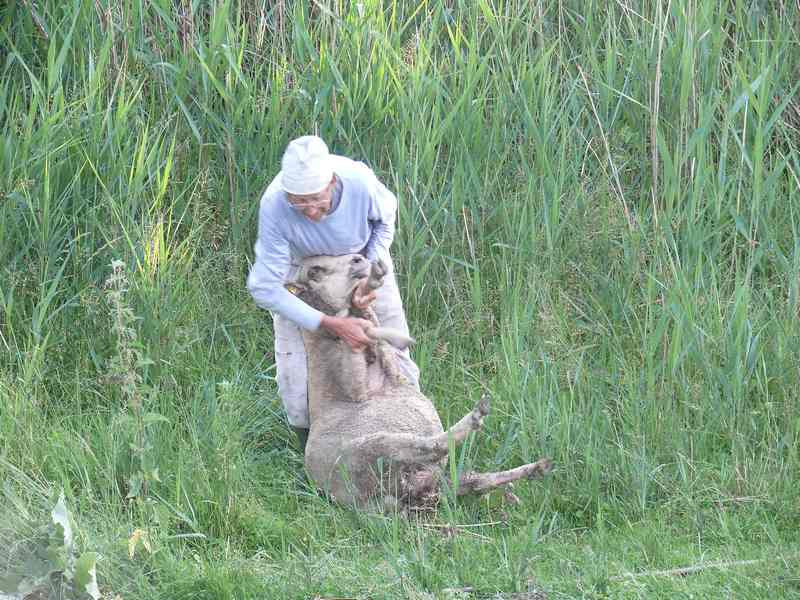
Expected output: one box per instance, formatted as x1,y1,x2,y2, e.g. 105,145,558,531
1,1,798,597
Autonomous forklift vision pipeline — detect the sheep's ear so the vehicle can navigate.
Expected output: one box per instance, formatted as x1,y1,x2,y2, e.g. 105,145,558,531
285,281,332,314
284,282,307,296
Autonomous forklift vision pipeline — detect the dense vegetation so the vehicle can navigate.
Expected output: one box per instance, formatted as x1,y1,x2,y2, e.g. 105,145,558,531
1,1,799,598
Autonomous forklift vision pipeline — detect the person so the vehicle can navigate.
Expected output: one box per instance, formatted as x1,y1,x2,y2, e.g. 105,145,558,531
247,135,420,452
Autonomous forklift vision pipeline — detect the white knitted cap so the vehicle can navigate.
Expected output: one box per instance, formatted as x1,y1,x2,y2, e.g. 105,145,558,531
280,135,334,195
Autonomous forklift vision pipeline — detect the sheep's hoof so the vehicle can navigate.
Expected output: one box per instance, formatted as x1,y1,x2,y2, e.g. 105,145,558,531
528,458,554,479
476,394,491,417
470,394,491,430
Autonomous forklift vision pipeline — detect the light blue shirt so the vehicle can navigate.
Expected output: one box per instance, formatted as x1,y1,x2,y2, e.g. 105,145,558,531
247,155,397,330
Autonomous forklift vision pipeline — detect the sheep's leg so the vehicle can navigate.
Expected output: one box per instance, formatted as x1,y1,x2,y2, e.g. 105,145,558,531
432,393,491,447
357,306,407,385
366,259,388,291
327,397,490,506
345,395,491,464
456,458,553,496
349,260,387,314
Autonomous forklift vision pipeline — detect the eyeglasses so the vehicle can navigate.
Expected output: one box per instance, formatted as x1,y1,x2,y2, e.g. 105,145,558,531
287,197,330,210
286,183,333,210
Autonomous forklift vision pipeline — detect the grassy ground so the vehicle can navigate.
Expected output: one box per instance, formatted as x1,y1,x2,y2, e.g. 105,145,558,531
1,1,799,598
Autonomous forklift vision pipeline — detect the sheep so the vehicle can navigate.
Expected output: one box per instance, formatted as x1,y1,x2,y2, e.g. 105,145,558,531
285,253,552,511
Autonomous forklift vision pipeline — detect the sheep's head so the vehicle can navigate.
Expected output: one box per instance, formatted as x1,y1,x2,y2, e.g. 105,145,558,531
287,254,371,315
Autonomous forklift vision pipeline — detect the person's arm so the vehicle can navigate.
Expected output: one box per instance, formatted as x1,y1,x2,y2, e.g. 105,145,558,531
362,170,397,267
247,196,374,349
246,201,324,331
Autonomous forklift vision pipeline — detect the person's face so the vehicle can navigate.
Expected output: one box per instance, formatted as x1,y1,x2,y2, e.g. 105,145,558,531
287,176,336,222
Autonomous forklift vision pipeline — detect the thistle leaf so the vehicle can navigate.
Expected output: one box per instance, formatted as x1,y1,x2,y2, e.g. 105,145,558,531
74,552,101,600
128,528,152,559
51,491,73,551
126,473,143,499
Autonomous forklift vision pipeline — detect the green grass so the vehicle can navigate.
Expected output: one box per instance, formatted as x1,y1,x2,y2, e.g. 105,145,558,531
1,0,799,598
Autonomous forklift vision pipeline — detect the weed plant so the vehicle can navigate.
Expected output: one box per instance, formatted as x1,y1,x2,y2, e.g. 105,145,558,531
1,1,799,598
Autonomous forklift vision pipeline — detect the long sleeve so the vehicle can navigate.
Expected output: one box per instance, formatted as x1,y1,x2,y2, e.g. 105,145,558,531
246,202,325,331
362,171,397,267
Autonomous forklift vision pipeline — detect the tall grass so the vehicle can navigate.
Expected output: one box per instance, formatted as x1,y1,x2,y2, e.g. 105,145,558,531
1,1,799,598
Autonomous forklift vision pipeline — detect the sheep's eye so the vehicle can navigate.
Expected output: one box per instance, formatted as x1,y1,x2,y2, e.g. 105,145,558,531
307,265,327,281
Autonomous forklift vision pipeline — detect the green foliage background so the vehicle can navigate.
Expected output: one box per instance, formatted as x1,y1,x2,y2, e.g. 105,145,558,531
1,1,799,598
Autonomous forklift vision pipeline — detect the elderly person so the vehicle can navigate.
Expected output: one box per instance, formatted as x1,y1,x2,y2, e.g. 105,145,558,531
247,135,420,451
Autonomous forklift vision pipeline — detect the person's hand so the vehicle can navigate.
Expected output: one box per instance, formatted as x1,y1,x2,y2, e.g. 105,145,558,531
320,315,373,352
351,279,377,310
